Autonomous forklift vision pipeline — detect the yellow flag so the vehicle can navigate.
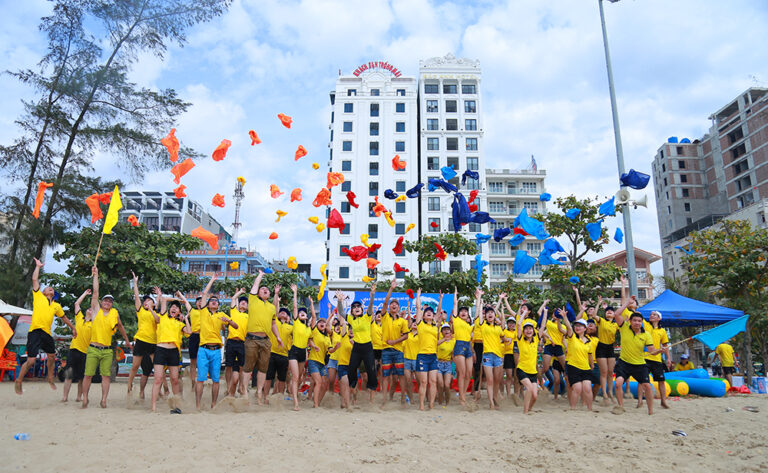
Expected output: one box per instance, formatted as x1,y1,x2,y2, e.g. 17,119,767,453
103,185,122,234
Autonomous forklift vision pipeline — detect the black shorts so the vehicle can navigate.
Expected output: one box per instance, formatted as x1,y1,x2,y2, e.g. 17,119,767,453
503,354,515,370
133,339,156,357
614,359,650,384
188,333,200,360
154,346,180,367
68,348,87,382
566,364,593,384
543,344,564,357
722,366,735,375
552,359,564,373
140,351,154,376
596,342,616,359
27,328,55,357
266,353,288,382
516,368,537,384
288,346,307,362
646,360,666,381
225,339,245,371
374,349,382,361
590,366,601,385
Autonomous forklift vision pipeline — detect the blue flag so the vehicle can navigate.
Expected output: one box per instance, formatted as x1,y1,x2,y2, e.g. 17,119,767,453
599,196,616,216
513,250,537,274
692,315,750,350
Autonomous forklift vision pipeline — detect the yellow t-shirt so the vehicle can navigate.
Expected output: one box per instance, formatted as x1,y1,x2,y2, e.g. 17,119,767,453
452,316,472,343
645,325,669,363
565,334,593,371
347,313,372,344
157,313,185,349
337,332,353,366
291,319,312,350
545,319,564,347
227,309,249,341
516,334,539,375
674,361,695,371
189,308,202,333
403,332,419,360
597,317,619,345
199,308,228,346
308,328,331,363
69,312,92,353
472,317,483,343
716,343,735,367
382,313,408,351
90,308,119,346
437,338,455,361
134,307,158,344
481,323,503,357
247,295,276,334
329,330,343,361
29,290,65,335
270,319,292,356
618,322,653,365
417,321,438,355
502,328,516,355
371,321,385,350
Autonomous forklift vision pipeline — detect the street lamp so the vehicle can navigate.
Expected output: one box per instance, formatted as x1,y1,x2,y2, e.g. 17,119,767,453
598,0,638,298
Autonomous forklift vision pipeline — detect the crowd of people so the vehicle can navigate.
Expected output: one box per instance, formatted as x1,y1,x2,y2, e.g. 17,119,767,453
15,259,738,415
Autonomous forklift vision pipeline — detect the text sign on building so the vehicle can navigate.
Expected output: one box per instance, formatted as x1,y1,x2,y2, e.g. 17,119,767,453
352,61,403,78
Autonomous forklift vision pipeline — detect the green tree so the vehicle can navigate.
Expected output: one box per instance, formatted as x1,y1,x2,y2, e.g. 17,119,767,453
542,195,611,270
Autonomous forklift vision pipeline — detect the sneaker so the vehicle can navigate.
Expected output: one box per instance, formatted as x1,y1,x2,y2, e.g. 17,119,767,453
170,407,182,414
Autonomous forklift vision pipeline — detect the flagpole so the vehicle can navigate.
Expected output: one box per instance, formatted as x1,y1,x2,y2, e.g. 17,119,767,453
94,231,105,266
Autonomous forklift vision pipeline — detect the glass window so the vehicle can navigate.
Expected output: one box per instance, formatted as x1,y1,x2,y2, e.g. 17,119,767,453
341,202,350,213
507,182,517,194
396,89,405,96
468,223,481,232
445,100,457,113
369,162,379,176
395,141,405,152
370,122,379,136
462,84,476,94
396,103,405,113
428,197,440,211
427,138,439,150
527,242,541,253
427,119,439,130
522,182,537,193
341,181,351,192
396,202,405,214
341,223,350,235
342,141,352,151
344,103,353,113
490,221,505,231
491,263,507,276
429,261,441,274
427,157,439,170
508,203,518,215
395,181,406,192
368,202,376,218
370,103,379,117
446,119,458,130
347,89,356,96
682,188,689,197
680,174,688,183
449,261,462,273
339,245,349,257
339,267,350,278
369,141,379,156
466,157,478,170
466,138,478,151
369,182,378,196
489,201,505,213
490,242,507,256
524,201,539,213
396,122,405,133
489,182,504,193
443,84,457,94
428,217,440,232
342,160,352,171
343,121,353,132
446,138,458,151
465,119,477,131
424,83,438,94
395,223,405,235
684,202,691,212
447,157,459,170
426,100,438,113
370,88,380,96
465,178,480,190
368,224,378,239
465,100,476,113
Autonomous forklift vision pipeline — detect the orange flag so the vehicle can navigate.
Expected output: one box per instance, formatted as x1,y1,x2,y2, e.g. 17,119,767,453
85,194,103,223
161,128,180,163
295,145,307,161
290,188,303,202
372,196,387,217
173,184,187,198
276,210,287,222
127,215,139,226
171,159,195,184
98,192,113,205
278,113,292,128
392,155,406,171
212,139,232,161
191,226,219,250
366,258,380,270
312,188,332,207
269,232,278,240
270,184,284,199
327,172,344,189
32,181,53,219
248,130,261,145
212,194,225,207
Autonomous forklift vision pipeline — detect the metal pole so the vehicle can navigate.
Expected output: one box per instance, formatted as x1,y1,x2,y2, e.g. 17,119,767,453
599,0,638,298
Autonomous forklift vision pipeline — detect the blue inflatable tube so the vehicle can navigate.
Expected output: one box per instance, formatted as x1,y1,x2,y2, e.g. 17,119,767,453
663,368,709,380
677,377,726,397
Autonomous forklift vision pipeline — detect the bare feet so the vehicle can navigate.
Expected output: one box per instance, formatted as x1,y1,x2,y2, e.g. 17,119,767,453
48,378,57,390
100,400,107,408
661,402,670,409
14,380,23,395
81,399,89,409
611,405,625,415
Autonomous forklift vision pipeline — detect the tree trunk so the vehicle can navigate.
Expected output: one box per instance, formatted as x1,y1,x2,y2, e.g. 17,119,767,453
760,337,768,378
744,321,753,386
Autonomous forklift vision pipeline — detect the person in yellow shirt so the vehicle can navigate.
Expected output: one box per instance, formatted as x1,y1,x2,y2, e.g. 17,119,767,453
471,309,484,401
331,307,354,409
539,297,567,401
149,290,191,413
127,271,158,400
436,323,455,406
371,310,385,394
639,311,671,410
16,258,76,395
714,342,736,387
561,315,595,411
342,284,378,404
402,319,419,398
265,306,292,398
477,290,512,410
380,278,411,406
674,354,695,371
449,286,474,406
186,295,203,392
61,289,93,403
225,288,250,397
501,316,517,402
414,289,442,410
81,266,132,409
516,312,545,414
325,305,343,402
306,301,332,408
284,284,317,411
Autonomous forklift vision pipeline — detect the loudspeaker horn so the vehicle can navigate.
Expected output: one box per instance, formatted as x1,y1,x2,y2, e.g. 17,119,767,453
615,188,631,205
633,194,648,208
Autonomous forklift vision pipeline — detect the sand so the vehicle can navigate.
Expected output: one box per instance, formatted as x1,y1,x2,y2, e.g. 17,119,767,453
2,380,767,473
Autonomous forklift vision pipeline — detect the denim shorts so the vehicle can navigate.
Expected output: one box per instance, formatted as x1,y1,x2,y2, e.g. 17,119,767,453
337,364,349,378
482,352,502,368
381,348,404,377
417,353,438,372
404,358,417,372
437,360,452,375
327,359,339,371
307,359,327,377
453,340,474,358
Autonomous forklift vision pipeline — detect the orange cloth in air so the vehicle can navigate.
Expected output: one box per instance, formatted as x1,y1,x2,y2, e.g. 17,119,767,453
212,139,231,162
161,128,180,163
191,226,218,250
392,155,406,171
295,145,307,161
327,172,344,189
290,188,302,202
127,215,139,226
270,184,284,198
249,130,261,145
174,185,187,198
171,159,195,184
313,188,332,207
278,113,292,128
212,194,225,207
85,194,103,223
33,182,54,219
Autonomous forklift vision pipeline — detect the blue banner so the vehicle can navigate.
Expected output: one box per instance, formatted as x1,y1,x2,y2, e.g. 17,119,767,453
692,314,750,350
319,292,455,320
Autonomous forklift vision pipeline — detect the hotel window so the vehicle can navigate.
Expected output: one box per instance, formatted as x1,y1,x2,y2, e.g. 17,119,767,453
468,223,481,232
369,182,378,196
489,201,505,213
524,201,539,213
490,221,505,231
427,157,439,170
369,162,379,176
466,157,478,170
447,137,458,151
428,197,440,211
445,100,457,113
344,103,353,113
429,261,442,274
395,223,405,235
449,261,462,273
369,141,379,156
341,202,350,213
682,188,689,197
465,177,480,190
680,174,688,183
443,84,457,94
188,262,205,272
396,181,406,192
490,242,507,256
465,100,476,113
427,119,439,130
684,202,691,212
368,224,379,239
396,89,406,96
447,157,459,171
341,160,352,171
396,202,405,214
370,88,380,96
342,141,351,151
527,242,542,253
446,118,458,130
462,84,476,94
370,122,379,136
396,102,405,113
341,223,350,235
491,263,507,276
465,119,477,131
426,100,438,113
368,202,376,217
347,89,356,96
396,122,405,132
428,218,440,232
488,182,503,193
427,138,439,150
466,138,478,151
424,83,438,94
343,121,353,132
339,245,349,257
395,141,405,152
678,160,686,169
341,181,351,192
339,267,350,279
522,182,537,193
370,103,379,117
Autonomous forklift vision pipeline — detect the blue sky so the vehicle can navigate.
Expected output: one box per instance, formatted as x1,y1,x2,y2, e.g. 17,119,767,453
2,0,768,279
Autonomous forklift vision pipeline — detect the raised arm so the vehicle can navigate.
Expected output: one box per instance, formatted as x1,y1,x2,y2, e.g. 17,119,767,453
174,290,191,313
537,306,548,339
32,258,44,292
334,289,345,318
156,287,166,314
201,274,217,305
474,287,484,324
451,287,458,320
560,308,573,338
290,284,299,320
307,296,317,328
181,311,192,335
366,283,376,316
614,295,635,327
572,286,583,316
131,271,141,311
436,292,444,323
90,266,100,314
231,287,245,309
250,269,265,295
503,296,516,319
382,278,397,311
415,288,423,325
149,307,161,324
74,289,92,315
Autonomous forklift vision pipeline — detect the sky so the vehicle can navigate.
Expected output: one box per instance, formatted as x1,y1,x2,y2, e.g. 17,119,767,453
2,0,768,280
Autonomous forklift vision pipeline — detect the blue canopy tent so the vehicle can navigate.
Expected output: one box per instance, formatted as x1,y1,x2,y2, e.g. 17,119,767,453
636,290,744,327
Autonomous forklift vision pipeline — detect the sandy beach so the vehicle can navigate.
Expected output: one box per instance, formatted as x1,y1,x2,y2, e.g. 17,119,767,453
2,380,767,473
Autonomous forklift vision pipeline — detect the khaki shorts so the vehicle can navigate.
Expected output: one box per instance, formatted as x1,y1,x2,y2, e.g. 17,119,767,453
85,346,113,377
244,337,272,373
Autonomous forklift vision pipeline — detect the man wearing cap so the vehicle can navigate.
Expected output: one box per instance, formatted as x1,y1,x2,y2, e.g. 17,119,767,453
243,270,283,405
381,278,411,405
674,354,695,371
16,258,76,395
127,271,158,399
82,266,132,408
